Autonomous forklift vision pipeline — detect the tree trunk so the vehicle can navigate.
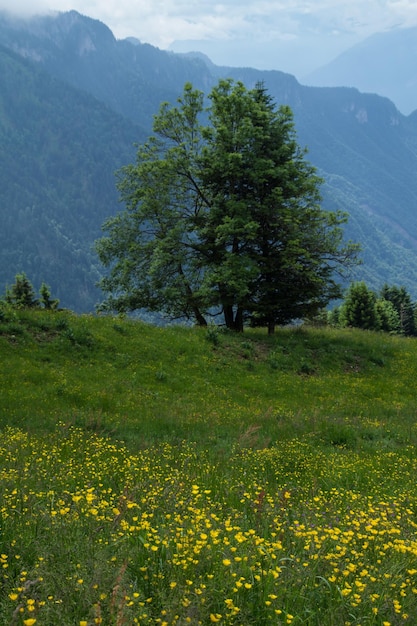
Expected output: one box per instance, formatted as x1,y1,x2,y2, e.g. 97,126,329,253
223,305,244,332
223,304,235,330
267,320,275,335
194,308,207,327
234,307,244,332
178,263,207,327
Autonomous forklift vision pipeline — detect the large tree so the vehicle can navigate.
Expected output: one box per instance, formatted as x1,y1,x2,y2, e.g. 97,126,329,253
96,79,358,332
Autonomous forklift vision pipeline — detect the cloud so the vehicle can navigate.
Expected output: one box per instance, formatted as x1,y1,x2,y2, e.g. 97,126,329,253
0,0,50,15
1,0,417,61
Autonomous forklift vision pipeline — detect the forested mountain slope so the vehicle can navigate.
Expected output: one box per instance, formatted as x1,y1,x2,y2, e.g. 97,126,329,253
0,43,142,310
1,10,417,310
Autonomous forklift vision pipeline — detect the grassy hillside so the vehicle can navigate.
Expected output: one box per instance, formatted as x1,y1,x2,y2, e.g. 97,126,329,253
1,311,417,624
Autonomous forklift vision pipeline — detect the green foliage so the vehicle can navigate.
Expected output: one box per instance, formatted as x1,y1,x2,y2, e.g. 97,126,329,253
340,281,380,330
39,282,60,310
4,272,39,309
380,283,417,336
0,301,22,336
2,273,60,312
331,281,417,336
205,324,221,346
375,297,401,333
96,79,359,333
317,419,358,449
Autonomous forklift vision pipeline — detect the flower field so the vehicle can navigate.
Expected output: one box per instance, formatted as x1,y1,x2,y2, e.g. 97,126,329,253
2,310,417,624
2,426,417,625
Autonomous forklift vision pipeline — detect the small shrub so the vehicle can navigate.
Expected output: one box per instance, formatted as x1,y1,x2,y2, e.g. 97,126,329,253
64,326,94,348
113,323,127,335
3,273,59,311
0,303,16,325
318,421,358,449
55,316,70,331
40,282,60,310
155,369,167,382
298,360,316,376
241,340,254,352
206,325,220,346
0,321,26,337
268,351,280,370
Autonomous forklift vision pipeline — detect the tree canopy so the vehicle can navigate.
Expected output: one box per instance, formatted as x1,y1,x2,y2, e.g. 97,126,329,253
2,273,59,310
96,79,359,333
329,282,417,336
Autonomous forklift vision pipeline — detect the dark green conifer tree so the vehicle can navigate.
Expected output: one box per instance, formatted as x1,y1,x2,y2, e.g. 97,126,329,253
341,282,380,330
5,273,39,309
380,284,417,336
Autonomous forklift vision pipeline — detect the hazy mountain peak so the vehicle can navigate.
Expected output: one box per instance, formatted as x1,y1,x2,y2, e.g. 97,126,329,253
175,50,216,69
0,9,116,60
304,25,417,115
52,10,116,48
124,36,142,46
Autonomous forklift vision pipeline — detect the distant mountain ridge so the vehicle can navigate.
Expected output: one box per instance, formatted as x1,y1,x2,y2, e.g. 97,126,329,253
2,10,417,311
0,10,215,128
305,26,417,115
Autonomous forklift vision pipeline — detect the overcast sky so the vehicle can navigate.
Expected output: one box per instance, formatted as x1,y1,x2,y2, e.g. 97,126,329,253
1,0,417,77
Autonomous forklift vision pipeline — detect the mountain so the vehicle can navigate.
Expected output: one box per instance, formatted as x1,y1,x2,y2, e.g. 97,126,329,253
2,10,417,311
0,10,214,311
304,26,417,116
0,43,143,311
0,10,214,129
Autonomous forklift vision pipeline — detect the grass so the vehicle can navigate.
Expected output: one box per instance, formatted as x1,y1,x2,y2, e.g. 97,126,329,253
1,309,417,624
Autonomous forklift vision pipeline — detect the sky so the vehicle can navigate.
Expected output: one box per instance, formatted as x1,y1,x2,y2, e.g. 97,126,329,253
1,0,417,77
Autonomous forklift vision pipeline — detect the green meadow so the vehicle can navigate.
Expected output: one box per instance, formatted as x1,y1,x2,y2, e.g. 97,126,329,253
1,309,417,625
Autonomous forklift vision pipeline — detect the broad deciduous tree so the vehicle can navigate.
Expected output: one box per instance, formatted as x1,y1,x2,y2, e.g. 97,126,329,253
96,79,359,332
